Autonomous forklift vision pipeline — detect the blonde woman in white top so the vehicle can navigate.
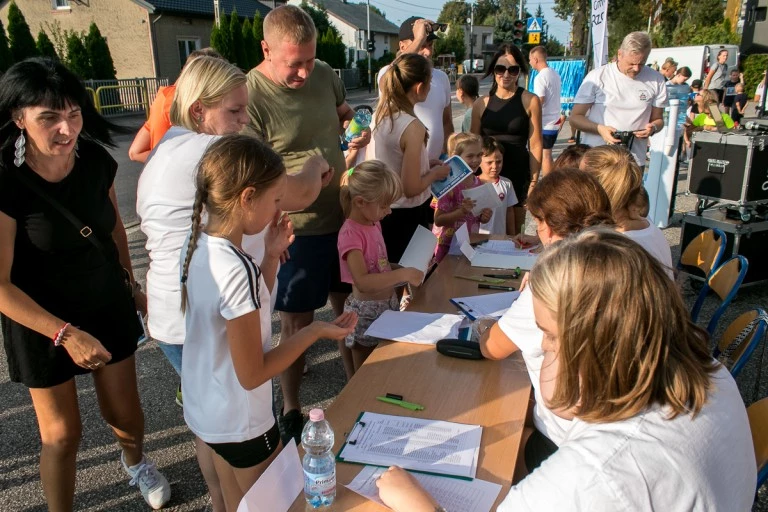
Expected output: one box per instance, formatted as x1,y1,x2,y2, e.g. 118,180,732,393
377,229,755,512
366,53,450,263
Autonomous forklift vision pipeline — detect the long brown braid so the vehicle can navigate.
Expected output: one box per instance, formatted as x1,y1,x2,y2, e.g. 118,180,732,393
180,134,285,312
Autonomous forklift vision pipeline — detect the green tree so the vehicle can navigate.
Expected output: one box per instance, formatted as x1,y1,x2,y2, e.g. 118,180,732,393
434,26,466,62
552,0,589,55
252,12,264,64
7,1,38,62
36,30,57,60
229,8,247,69
317,27,345,68
475,0,500,25
65,32,91,78
299,1,338,38
84,23,116,79
0,20,13,71
672,18,741,46
357,2,385,18
437,1,470,26
210,13,233,62
242,19,256,69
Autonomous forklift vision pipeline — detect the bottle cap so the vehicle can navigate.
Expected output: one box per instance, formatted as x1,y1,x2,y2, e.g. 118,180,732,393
309,408,324,422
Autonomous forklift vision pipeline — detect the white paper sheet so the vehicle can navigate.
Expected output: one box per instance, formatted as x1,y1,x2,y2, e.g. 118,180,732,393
237,440,303,512
451,291,521,320
460,240,539,270
399,225,437,278
462,183,503,216
346,466,503,512
338,412,481,479
364,310,463,344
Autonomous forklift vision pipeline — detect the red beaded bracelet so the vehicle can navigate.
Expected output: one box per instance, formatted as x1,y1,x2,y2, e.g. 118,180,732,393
53,322,71,347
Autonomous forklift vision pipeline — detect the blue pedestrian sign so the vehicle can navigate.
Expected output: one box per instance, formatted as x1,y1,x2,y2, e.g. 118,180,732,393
526,17,543,33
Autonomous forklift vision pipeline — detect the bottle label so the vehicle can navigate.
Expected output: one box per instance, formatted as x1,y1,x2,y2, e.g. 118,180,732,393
304,470,336,497
345,118,364,138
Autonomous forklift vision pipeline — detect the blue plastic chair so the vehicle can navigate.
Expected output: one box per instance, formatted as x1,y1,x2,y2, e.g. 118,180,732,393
677,227,727,280
712,309,768,378
690,255,749,335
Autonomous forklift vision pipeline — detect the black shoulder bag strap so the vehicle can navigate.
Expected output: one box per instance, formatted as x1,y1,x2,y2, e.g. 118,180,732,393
14,168,106,253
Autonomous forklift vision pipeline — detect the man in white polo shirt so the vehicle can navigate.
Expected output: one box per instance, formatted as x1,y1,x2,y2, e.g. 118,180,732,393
570,31,667,166
377,17,453,159
530,46,562,175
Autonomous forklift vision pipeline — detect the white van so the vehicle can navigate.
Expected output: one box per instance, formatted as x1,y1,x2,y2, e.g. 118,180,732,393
646,45,740,82
462,58,484,73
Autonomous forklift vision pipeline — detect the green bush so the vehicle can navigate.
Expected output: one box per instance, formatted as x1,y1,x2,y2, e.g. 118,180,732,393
65,32,90,79
210,13,233,63
0,20,12,72
7,1,38,62
36,30,57,60
741,53,768,100
229,9,247,70
85,23,116,79
356,51,396,87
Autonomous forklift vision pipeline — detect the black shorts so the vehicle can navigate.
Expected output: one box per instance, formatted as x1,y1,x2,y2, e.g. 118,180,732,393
207,422,280,469
542,131,558,150
2,289,141,388
712,89,725,103
524,427,559,471
275,232,351,313
379,199,432,263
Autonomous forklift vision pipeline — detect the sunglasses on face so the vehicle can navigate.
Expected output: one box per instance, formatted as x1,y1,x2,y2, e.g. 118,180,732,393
493,64,521,76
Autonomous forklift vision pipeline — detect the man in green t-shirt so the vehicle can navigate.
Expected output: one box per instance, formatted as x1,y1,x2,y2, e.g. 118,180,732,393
244,5,370,445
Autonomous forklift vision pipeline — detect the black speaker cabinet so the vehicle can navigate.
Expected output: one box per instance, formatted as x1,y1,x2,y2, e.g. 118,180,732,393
681,210,768,284
742,0,768,54
688,131,768,207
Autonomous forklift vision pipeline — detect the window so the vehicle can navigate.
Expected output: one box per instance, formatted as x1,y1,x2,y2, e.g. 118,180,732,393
177,38,200,67
52,0,70,9
384,35,390,46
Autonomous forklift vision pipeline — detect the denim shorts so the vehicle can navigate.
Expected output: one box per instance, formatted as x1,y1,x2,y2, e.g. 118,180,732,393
275,233,351,313
158,342,183,376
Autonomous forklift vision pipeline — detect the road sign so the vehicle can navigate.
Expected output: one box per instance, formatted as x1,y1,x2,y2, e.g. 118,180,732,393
528,32,541,44
526,17,543,32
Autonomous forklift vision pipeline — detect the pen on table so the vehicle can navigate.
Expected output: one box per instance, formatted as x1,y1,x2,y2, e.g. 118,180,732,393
483,273,518,279
376,396,425,411
478,284,516,291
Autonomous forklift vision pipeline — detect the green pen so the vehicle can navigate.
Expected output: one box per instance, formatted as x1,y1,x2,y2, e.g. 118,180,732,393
376,396,425,411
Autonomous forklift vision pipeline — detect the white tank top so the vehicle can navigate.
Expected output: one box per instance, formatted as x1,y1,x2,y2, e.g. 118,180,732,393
367,111,431,208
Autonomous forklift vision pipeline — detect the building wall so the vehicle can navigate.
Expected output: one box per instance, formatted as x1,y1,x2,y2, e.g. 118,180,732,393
151,14,213,81
0,0,155,78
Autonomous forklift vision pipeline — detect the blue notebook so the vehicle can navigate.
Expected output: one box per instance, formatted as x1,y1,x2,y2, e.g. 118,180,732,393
430,155,474,199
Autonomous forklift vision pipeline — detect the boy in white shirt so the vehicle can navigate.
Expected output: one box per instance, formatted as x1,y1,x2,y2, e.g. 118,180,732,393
478,136,518,236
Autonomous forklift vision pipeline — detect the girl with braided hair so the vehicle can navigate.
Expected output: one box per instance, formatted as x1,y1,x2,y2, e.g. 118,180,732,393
179,134,357,510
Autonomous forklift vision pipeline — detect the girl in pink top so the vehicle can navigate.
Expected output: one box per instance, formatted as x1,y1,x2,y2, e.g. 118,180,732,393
338,161,425,372
432,133,492,262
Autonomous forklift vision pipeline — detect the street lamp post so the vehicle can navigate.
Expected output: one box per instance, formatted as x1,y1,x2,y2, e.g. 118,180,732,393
214,0,220,26
367,0,372,93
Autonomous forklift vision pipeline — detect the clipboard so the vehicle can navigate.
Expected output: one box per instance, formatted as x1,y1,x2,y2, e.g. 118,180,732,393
336,411,481,481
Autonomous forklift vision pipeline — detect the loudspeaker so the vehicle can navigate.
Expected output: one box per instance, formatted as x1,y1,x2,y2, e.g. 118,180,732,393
741,0,768,54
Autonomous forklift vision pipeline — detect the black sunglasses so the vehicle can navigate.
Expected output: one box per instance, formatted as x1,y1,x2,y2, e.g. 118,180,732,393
493,64,521,76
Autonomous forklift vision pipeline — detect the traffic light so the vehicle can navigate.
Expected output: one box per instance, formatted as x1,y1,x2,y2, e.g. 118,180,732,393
512,19,525,47
367,39,375,53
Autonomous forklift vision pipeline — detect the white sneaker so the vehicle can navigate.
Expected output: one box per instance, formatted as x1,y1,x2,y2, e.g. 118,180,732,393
121,452,171,509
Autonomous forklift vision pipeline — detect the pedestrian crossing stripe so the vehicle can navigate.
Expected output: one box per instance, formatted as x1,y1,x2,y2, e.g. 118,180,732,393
527,17,542,32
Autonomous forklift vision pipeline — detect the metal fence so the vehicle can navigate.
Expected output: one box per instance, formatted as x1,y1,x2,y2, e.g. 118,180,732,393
83,77,170,118
333,68,360,90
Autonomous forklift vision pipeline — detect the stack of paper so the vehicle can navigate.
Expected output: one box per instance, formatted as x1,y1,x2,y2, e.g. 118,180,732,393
364,310,464,344
346,466,502,512
338,412,482,479
450,291,520,320
454,225,539,270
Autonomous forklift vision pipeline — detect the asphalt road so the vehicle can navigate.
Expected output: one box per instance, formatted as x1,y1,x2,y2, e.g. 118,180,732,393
1,79,767,511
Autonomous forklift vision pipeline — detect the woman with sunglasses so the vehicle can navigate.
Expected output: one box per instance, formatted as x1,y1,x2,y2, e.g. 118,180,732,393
471,44,542,235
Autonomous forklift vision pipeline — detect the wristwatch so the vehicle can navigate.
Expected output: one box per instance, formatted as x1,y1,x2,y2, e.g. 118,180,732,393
649,123,658,135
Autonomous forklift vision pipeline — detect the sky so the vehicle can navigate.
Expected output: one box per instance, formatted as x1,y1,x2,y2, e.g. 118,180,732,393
366,0,573,50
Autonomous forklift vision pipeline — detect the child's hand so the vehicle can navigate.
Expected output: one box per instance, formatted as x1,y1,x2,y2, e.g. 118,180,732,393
479,208,493,223
312,311,358,340
265,211,295,260
460,198,475,215
401,267,424,286
430,164,451,181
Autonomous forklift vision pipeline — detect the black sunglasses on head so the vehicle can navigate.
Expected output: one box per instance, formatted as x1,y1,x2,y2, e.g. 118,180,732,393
493,64,521,76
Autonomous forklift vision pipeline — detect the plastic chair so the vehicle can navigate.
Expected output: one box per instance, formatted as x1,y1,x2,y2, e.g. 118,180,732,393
677,227,727,279
747,396,768,491
690,255,749,335
713,309,768,378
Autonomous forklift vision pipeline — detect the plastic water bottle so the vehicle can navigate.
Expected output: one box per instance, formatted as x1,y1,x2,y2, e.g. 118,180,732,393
343,109,372,143
301,409,336,508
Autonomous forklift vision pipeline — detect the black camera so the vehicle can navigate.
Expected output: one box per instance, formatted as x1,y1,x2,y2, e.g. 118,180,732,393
611,130,635,148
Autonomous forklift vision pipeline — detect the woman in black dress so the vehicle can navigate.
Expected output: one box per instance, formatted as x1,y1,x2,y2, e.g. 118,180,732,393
471,44,543,235
0,59,170,510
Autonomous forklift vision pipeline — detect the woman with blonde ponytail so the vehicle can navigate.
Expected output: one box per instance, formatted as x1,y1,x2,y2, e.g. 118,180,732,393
366,53,450,267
